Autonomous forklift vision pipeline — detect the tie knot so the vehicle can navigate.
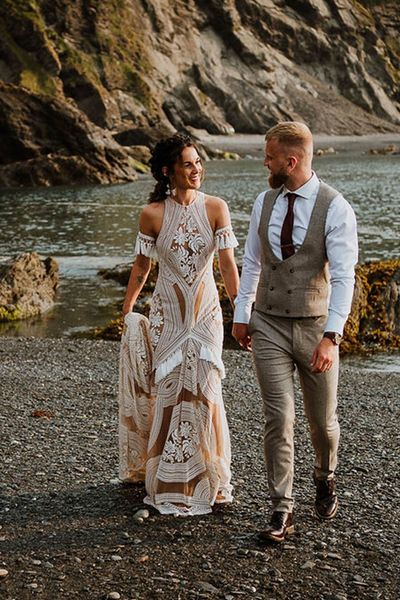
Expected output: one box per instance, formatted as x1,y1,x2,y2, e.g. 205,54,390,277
286,193,296,205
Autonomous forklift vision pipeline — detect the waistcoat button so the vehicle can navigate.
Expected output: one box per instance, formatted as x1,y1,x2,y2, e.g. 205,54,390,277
290,268,294,273
287,289,292,294
267,305,272,310
270,286,274,291
271,265,277,270
285,309,290,314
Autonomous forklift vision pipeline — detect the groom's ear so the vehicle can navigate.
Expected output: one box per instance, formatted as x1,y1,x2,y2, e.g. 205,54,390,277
162,167,168,177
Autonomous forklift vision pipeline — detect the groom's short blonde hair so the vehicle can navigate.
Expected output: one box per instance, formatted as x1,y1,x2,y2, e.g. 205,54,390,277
265,121,313,159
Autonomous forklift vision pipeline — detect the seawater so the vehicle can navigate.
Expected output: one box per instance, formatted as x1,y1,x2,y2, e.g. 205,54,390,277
0,151,399,371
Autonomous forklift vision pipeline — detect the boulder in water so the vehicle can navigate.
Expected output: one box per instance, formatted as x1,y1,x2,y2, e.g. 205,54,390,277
0,252,59,321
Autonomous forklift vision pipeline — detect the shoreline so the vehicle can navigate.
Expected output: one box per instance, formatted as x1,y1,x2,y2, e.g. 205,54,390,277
196,131,400,156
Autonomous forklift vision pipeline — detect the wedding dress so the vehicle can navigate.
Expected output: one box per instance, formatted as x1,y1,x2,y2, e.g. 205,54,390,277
119,192,238,515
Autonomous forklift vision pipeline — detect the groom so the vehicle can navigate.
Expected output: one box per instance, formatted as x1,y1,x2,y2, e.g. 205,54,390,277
232,122,358,543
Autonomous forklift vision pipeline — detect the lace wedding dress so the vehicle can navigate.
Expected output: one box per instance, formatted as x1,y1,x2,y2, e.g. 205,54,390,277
119,192,238,516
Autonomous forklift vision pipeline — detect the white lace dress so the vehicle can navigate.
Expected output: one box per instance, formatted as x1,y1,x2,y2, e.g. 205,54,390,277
118,192,238,516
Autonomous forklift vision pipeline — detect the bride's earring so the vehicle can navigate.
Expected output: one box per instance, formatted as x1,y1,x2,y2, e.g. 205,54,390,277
169,177,176,197
162,168,170,194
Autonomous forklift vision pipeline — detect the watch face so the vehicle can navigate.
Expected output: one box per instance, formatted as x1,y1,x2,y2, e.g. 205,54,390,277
324,332,342,345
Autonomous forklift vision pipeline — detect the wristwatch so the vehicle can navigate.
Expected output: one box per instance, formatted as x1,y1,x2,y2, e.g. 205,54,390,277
323,331,342,345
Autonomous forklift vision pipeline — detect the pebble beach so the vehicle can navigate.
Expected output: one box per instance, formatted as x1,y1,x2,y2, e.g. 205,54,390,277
0,337,399,599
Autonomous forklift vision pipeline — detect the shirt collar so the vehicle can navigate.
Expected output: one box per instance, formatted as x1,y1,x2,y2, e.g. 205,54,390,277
282,171,319,200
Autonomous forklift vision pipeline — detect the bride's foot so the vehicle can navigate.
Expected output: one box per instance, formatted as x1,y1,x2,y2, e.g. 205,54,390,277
212,494,233,513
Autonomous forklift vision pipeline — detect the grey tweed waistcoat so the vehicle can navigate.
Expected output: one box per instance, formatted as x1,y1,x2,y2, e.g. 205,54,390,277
254,180,338,318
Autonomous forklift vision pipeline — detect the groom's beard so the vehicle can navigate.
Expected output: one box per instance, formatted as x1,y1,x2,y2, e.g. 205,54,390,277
268,169,289,189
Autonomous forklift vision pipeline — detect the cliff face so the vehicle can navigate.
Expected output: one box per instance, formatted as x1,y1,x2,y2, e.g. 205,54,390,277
0,0,399,186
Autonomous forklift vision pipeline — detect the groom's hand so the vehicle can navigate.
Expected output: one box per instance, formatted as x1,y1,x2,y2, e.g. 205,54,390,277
232,323,252,351
310,337,337,373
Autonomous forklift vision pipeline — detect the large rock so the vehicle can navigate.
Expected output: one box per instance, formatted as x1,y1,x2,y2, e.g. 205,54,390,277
0,252,59,321
0,83,138,187
113,126,174,148
342,259,400,353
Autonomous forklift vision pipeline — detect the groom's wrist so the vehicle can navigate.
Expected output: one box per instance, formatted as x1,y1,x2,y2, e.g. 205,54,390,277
233,304,252,324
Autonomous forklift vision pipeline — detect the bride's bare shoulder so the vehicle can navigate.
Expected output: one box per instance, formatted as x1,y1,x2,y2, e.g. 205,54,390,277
204,194,231,231
204,194,227,209
140,202,165,236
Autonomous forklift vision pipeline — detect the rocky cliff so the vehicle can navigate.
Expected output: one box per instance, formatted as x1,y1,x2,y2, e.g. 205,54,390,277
0,0,399,186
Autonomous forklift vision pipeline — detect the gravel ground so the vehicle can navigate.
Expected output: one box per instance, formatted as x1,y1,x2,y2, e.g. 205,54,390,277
0,337,399,600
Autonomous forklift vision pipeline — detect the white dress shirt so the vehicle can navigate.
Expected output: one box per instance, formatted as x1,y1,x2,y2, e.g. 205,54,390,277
234,172,358,334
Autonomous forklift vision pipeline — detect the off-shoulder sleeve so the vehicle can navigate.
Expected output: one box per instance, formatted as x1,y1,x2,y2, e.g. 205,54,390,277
134,231,158,260
214,225,239,251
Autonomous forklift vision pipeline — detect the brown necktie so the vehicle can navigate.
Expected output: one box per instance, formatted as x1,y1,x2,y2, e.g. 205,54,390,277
280,193,296,259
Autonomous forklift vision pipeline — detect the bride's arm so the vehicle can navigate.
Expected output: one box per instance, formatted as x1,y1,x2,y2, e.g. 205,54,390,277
218,247,240,308
122,254,152,317
122,206,158,316
212,198,240,307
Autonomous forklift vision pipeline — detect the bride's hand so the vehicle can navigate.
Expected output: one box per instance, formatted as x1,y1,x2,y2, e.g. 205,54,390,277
232,323,252,351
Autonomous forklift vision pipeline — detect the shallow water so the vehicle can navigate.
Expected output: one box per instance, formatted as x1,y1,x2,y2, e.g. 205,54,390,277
341,352,400,373
205,152,400,263
0,150,399,370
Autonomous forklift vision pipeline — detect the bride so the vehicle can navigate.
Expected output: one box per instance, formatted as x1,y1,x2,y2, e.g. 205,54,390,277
118,133,239,516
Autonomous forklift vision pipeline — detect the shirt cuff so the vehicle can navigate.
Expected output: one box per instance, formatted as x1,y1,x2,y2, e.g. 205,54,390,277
233,303,253,324
324,312,347,336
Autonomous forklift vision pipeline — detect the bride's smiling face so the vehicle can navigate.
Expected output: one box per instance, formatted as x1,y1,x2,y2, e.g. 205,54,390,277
171,146,203,191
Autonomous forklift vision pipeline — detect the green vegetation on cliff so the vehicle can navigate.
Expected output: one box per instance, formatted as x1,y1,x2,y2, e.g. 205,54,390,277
94,1,157,114
0,0,60,96
0,306,23,322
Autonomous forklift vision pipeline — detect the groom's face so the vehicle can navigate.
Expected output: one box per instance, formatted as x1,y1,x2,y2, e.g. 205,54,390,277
264,139,290,189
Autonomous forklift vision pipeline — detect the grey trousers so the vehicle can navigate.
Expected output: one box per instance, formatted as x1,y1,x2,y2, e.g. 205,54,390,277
249,310,340,513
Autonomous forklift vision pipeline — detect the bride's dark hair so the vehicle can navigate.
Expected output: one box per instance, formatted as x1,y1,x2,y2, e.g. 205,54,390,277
148,133,203,203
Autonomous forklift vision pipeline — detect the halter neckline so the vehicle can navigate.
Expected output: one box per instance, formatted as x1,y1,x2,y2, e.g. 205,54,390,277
168,191,201,208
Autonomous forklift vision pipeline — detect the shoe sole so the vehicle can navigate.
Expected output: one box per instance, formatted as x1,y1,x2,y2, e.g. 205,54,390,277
315,499,339,520
260,524,295,544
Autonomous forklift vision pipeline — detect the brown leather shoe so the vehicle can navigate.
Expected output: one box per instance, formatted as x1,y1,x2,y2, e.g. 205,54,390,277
259,511,294,543
314,476,338,520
